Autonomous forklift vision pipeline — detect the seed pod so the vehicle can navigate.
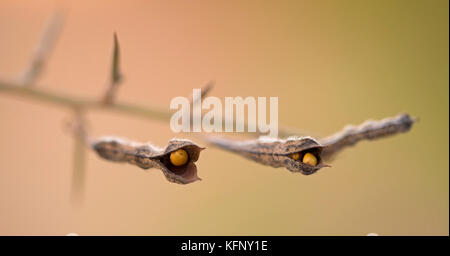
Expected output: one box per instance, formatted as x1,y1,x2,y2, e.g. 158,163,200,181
91,137,204,184
320,113,415,161
206,136,328,175
205,113,414,175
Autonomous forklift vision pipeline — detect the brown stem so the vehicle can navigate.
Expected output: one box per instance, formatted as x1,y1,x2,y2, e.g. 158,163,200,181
320,113,415,161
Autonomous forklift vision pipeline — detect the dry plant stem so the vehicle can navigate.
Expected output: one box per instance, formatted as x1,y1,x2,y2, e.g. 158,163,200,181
17,12,64,86
0,80,172,122
91,137,204,184
320,113,415,161
67,109,89,203
71,138,85,203
70,110,86,203
0,79,261,135
0,80,291,137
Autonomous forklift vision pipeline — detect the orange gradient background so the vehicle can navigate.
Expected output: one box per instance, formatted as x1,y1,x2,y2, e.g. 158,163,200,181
0,0,448,235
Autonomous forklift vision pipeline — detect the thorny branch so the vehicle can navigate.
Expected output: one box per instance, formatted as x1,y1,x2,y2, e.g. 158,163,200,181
0,80,172,121
0,14,416,203
0,16,214,201
0,13,177,202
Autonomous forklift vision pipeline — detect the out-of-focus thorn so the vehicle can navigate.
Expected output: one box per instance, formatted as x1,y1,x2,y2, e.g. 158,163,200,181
111,32,122,84
18,11,65,86
200,80,214,99
102,32,123,105
190,80,214,105
189,81,214,130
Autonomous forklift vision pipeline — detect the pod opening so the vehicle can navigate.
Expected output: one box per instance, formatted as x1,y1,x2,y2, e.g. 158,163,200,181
289,147,322,167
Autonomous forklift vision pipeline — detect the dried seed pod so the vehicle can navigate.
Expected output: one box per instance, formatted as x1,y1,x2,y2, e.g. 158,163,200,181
91,137,204,184
205,113,414,175
206,136,328,175
320,113,415,160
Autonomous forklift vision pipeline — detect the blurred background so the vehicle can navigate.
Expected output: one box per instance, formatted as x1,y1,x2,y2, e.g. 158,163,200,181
0,0,448,235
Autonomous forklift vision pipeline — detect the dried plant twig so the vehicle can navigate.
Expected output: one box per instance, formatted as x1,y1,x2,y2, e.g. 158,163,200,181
91,137,204,184
0,80,172,121
70,109,88,203
17,11,64,86
320,113,415,161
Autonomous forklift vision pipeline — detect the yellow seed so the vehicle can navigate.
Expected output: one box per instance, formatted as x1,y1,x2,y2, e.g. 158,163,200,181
290,152,301,161
302,152,317,166
170,149,188,166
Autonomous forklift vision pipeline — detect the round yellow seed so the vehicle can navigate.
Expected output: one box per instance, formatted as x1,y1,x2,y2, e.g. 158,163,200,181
290,152,301,161
302,152,317,166
170,149,188,166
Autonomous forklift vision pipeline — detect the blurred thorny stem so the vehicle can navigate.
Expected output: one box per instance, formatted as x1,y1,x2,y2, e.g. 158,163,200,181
0,14,220,203
0,12,176,204
0,80,173,121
